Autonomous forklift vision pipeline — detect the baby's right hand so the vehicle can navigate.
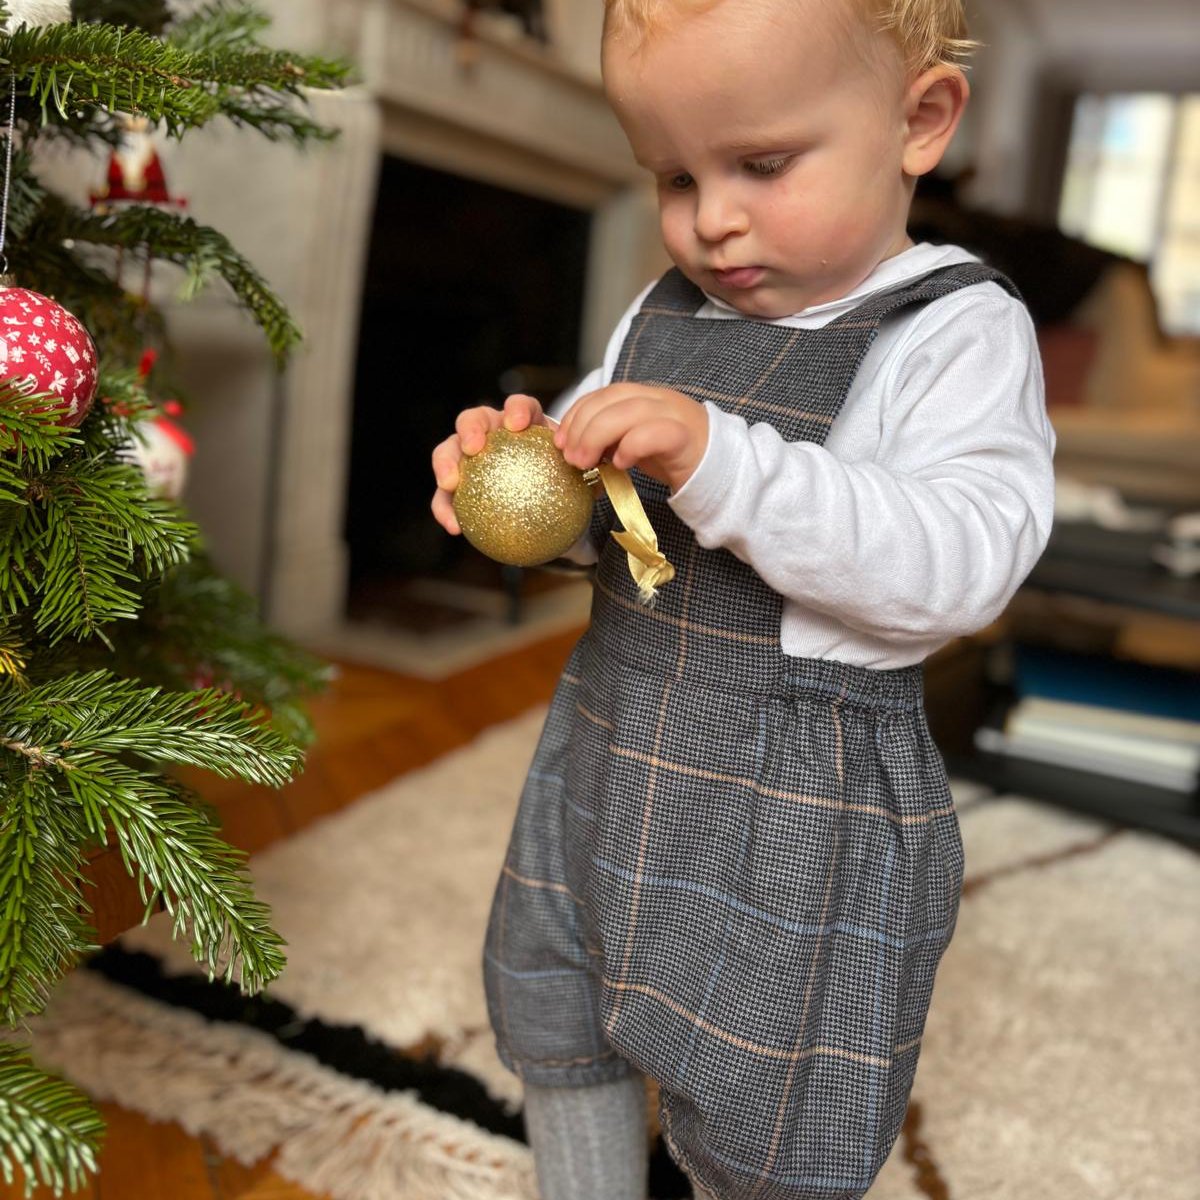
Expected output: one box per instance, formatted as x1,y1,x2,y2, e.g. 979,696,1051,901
431,393,551,536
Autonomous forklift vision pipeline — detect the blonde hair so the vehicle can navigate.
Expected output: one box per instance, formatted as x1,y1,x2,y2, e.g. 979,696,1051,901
602,0,977,74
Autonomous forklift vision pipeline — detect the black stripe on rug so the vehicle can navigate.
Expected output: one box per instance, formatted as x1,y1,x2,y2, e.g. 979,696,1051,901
85,945,693,1198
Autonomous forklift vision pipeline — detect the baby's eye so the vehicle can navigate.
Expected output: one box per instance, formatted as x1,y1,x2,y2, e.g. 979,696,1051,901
663,172,694,192
745,156,792,177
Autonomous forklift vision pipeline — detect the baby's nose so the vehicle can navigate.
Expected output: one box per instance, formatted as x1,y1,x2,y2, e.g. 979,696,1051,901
693,188,749,242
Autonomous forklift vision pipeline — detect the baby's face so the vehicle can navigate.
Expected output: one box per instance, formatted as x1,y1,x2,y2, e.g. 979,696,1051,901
604,0,918,318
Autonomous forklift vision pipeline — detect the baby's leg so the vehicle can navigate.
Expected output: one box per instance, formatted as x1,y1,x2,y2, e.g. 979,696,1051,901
523,1073,648,1200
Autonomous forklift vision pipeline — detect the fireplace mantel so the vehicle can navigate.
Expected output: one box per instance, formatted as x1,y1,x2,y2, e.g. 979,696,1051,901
327,0,641,206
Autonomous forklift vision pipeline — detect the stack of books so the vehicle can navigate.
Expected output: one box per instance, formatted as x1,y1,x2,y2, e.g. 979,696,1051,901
976,696,1200,793
974,646,1200,796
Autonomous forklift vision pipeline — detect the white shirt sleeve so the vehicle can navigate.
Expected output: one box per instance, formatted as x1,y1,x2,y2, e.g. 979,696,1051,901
667,289,1056,644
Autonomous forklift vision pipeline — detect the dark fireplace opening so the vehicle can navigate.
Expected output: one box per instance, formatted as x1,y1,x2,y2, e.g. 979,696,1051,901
344,155,592,631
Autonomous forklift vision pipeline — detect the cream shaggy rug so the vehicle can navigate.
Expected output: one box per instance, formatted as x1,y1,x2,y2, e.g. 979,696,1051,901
24,708,1200,1199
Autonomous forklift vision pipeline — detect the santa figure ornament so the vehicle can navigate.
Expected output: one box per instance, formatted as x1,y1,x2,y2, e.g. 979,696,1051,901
3,2,73,27
0,284,99,426
90,116,188,213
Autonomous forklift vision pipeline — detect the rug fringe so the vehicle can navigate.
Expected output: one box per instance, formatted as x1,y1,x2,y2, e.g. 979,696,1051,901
26,970,537,1200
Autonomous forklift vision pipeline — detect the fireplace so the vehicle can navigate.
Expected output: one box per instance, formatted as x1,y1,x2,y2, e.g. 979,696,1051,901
345,155,592,598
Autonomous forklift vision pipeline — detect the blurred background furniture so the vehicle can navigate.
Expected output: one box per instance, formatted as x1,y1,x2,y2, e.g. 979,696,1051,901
912,184,1200,505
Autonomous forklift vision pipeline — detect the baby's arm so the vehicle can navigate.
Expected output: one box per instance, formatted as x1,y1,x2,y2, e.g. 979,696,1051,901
668,291,1055,643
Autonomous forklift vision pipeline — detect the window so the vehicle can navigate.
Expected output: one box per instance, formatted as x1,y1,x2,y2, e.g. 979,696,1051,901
1059,94,1200,335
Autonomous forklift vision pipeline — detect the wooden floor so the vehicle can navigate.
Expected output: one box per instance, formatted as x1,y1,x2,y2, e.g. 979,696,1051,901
5,626,585,1200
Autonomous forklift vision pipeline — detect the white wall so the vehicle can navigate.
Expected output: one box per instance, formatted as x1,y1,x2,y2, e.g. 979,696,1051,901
964,2,1043,214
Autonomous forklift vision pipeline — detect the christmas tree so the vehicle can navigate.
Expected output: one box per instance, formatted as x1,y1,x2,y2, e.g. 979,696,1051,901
0,1,348,1192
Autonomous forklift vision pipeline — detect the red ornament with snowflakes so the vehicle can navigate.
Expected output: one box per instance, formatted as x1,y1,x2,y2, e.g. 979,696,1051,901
0,286,99,426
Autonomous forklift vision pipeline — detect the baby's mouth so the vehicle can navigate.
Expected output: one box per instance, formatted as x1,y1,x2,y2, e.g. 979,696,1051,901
712,266,765,290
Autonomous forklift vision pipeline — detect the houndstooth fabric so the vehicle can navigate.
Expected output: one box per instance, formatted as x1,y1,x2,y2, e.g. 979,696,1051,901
484,264,1019,1199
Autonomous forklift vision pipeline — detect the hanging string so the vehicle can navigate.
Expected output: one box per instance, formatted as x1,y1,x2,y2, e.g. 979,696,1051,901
0,72,16,278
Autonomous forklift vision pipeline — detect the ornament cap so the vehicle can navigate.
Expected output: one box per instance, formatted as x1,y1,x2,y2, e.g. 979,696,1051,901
0,274,15,290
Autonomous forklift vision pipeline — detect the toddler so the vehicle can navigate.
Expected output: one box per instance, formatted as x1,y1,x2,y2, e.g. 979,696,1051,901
431,1,1055,1197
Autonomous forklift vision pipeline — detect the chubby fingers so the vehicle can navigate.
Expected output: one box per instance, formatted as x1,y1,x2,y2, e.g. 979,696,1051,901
452,394,545,459
454,405,499,458
554,384,672,470
431,433,464,534
431,483,461,535
554,385,626,467
432,395,550,537
500,392,546,434
553,383,708,488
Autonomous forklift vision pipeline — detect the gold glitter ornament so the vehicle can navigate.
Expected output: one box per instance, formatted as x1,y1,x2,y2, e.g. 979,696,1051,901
453,425,595,567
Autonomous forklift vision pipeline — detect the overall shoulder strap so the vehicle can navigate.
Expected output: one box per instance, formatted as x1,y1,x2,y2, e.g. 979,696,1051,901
636,267,707,316
826,262,1022,330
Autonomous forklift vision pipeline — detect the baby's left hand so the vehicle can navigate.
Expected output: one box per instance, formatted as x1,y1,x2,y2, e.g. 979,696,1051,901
553,383,708,493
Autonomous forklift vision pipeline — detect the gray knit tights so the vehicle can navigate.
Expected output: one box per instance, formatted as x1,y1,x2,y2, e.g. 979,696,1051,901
522,1074,649,1200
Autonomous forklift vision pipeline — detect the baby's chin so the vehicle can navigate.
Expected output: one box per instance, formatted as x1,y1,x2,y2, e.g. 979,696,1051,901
676,267,810,320
710,285,806,321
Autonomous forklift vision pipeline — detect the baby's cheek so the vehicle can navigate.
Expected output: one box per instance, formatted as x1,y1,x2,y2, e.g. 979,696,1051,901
658,206,694,261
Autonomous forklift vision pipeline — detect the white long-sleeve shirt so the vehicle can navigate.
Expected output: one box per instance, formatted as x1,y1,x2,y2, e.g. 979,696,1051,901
552,242,1056,669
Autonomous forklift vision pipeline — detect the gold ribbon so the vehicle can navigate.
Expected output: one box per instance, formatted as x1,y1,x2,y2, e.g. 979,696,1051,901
588,464,675,606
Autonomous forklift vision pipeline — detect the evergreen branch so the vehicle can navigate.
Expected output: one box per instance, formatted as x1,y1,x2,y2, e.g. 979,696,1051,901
34,479,128,643
0,623,26,685
118,556,331,745
165,1,271,54
0,444,195,645
0,150,44,247
30,556,330,745
32,461,195,643
0,506,44,617
198,91,336,143
177,47,348,95
71,467,194,577
5,670,303,785
1,20,349,137
53,203,301,361
0,777,95,1025
0,386,82,484
0,0,332,1181
0,1045,104,1198
76,367,157,462
12,162,297,362
0,671,302,995
65,762,286,992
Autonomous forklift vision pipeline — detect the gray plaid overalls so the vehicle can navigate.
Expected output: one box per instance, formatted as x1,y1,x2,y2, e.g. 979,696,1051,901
484,263,1018,1199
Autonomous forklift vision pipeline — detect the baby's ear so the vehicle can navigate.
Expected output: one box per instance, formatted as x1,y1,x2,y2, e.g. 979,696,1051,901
901,66,969,178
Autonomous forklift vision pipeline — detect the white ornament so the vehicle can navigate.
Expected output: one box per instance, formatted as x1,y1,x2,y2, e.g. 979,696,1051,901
4,1,72,28
123,418,192,501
